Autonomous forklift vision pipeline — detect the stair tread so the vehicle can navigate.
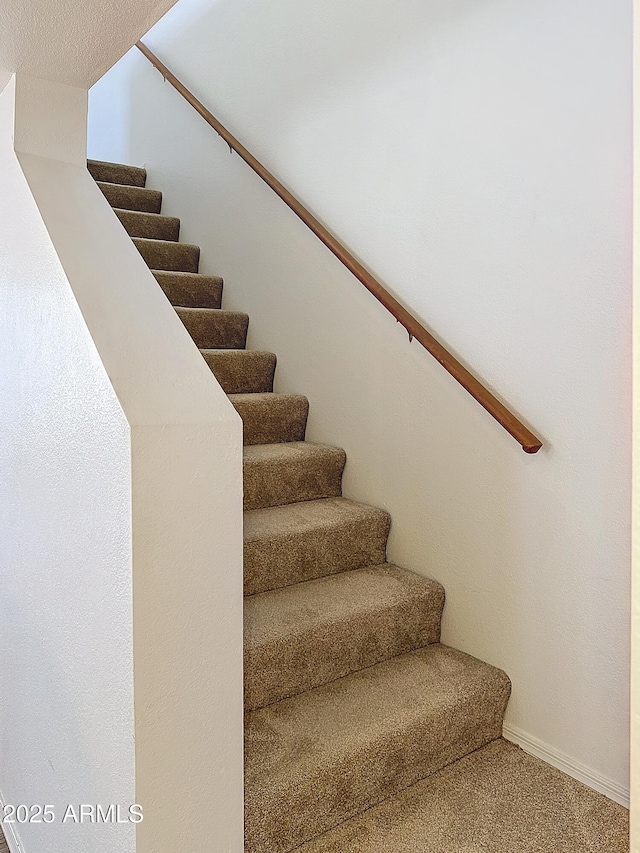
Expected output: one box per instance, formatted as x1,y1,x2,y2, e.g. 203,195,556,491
153,269,223,285
114,207,174,222
97,181,162,214
245,563,442,645
294,739,629,853
230,391,306,403
153,270,223,309
243,497,391,595
133,235,199,251
245,644,511,853
133,236,200,273
202,347,273,356
243,440,345,468
202,349,276,394
245,645,508,776
244,563,444,709
243,441,346,512
244,496,389,548
176,307,248,350
230,393,309,446
176,306,247,318
88,159,146,187
176,308,247,326
114,207,180,241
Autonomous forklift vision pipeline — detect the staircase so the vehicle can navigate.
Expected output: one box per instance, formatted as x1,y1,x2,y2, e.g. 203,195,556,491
87,159,629,852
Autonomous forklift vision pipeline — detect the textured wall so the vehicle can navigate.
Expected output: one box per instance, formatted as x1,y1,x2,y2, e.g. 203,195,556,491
0,76,135,853
1,72,244,853
89,0,632,803
0,0,178,87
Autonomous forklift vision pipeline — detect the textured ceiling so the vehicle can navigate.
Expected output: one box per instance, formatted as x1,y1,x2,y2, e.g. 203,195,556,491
0,0,178,88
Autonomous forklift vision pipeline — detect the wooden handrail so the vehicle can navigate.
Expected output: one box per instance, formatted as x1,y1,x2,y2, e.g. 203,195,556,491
136,41,543,454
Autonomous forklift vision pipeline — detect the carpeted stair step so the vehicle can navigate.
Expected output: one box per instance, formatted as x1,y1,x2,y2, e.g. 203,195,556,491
243,497,391,595
176,307,249,350
244,563,445,711
133,236,200,272
153,271,223,309
97,181,162,214
114,208,180,241
294,738,630,852
229,393,308,445
202,349,275,394
243,441,345,511
88,159,146,187
244,644,511,853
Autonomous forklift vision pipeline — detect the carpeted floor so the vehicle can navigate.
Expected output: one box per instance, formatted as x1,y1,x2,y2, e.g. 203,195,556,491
296,739,629,852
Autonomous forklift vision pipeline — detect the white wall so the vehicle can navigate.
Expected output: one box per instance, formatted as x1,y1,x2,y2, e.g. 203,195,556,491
89,0,632,803
0,74,135,853
1,71,244,853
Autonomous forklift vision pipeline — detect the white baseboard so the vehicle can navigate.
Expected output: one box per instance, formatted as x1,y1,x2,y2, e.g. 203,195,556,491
503,723,630,809
1,823,21,853
0,789,25,853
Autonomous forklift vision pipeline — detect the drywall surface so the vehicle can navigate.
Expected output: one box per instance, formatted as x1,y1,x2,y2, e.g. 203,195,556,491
0,67,11,94
631,0,639,843
0,75,135,853
89,0,632,802
0,0,179,88
2,72,244,853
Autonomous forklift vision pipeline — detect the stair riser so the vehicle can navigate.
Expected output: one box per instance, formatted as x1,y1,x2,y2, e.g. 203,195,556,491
133,237,200,273
244,505,390,595
88,160,146,187
115,209,180,241
176,308,249,349
245,660,511,853
154,273,223,309
176,309,249,350
98,182,162,214
232,396,309,446
203,351,275,394
244,447,345,511
244,574,444,711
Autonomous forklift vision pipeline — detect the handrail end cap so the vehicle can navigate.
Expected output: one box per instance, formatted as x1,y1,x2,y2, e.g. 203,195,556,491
523,441,543,454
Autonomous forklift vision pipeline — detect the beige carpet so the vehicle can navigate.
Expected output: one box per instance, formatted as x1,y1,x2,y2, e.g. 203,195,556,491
87,159,630,853
294,738,628,851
